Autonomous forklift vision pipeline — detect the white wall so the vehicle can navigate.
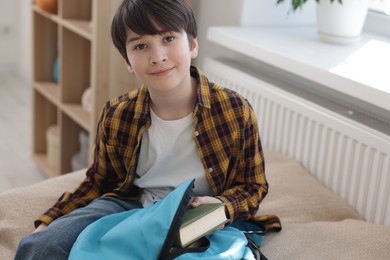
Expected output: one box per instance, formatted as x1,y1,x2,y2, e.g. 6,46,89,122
241,0,316,26
193,0,244,67
0,0,32,81
0,0,19,73
18,0,33,81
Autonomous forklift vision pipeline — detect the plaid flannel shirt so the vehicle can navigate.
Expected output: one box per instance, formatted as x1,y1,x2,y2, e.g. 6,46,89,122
37,66,281,231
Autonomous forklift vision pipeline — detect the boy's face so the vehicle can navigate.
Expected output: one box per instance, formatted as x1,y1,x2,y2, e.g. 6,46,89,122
125,29,198,93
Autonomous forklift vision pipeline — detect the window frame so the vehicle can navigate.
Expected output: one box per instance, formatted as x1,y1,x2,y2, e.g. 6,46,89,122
365,0,390,36
369,0,390,15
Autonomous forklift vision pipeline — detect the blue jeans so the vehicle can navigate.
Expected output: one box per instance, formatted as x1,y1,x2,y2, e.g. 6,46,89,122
15,197,143,260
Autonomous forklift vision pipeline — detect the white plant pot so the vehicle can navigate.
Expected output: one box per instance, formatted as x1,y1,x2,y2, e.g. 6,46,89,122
316,0,370,45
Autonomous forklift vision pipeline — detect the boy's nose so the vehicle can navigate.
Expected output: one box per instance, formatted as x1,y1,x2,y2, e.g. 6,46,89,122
150,46,167,65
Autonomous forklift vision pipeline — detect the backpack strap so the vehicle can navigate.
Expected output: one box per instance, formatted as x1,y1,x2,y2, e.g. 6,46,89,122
231,220,270,260
245,233,269,260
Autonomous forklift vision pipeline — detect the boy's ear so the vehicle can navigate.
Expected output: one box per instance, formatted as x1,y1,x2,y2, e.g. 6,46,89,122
190,37,199,59
127,63,134,73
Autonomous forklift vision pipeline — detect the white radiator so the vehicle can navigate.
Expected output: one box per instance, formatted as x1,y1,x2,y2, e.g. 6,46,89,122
203,57,390,226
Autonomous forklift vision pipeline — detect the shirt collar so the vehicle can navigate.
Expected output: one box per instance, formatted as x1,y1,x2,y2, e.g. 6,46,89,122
133,65,211,119
133,85,151,119
191,66,211,109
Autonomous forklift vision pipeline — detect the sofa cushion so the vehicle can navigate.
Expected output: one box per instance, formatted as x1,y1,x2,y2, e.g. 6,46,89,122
0,169,85,260
0,150,365,260
262,219,390,260
259,150,360,223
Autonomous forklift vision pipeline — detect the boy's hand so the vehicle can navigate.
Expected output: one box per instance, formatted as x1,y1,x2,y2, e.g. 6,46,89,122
33,223,48,233
190,196,229,228
190,196,222,208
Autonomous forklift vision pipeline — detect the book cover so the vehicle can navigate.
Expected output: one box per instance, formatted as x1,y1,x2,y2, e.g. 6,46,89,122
174,203,229,247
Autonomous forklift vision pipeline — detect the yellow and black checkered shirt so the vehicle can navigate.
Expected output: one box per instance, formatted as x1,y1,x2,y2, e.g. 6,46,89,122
38,66,281,231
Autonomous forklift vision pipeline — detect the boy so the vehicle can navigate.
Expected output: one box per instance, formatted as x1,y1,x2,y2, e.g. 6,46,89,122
16,0,280,258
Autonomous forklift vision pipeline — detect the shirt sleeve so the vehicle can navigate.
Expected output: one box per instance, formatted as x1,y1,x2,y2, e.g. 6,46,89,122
35,107,118,227
216,103,268,222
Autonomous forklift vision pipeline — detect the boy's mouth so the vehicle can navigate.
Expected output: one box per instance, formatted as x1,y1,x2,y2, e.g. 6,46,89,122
150,67,174,77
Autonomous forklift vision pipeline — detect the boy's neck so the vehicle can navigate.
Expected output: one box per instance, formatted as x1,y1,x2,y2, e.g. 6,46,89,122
149,77,197,121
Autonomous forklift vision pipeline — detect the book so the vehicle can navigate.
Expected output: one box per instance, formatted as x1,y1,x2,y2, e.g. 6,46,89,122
174,203,229,248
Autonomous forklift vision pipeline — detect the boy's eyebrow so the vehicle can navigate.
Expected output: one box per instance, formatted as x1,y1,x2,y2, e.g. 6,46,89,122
126,30,180,45
126,35,143,45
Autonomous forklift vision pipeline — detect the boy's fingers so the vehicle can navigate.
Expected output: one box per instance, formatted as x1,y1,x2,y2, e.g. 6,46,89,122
190,196,221,207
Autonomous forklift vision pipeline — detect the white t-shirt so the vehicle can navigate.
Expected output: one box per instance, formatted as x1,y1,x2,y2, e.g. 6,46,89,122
134,109,213,207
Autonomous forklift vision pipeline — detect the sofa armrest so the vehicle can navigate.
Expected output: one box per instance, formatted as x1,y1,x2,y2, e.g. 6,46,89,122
0,169,85,260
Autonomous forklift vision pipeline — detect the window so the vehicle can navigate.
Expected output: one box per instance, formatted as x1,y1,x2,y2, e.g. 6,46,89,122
370,0,390,15
365,0,390,36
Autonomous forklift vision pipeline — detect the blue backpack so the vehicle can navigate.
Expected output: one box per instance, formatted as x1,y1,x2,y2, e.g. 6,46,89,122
69,179,268,260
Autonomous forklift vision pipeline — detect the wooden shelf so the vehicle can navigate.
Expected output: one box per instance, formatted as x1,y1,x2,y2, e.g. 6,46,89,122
31,0,140,177
33,5,60,23
34,81,60,106
62,19,93,40
62,104,90,131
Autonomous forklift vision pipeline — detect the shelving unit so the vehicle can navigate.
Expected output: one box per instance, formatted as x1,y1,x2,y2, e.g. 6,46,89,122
32,0,139,177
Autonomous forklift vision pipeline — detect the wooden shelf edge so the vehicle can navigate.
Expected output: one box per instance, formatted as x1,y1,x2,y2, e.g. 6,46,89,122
33,5,60,23
62,103,91,131
34,81,60,106
33,5,92,40
33,154,60,178
62,19,93,41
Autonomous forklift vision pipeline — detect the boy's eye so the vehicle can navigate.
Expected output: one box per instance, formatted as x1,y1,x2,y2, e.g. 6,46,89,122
164,36,175,43
134,44,146,50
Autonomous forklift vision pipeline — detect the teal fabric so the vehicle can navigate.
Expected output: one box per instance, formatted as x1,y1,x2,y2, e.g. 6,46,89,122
69,179,260,260
231,220,266,246
175,226,256,260
53,57,59,83
69,179,193,260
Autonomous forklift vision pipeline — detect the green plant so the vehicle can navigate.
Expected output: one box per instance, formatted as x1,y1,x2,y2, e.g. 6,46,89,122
276,0,343,12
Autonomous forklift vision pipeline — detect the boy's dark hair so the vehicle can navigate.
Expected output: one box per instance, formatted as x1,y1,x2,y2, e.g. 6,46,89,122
111,0,197,65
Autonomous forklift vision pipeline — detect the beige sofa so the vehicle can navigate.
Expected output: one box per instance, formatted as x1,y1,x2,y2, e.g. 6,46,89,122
1,150,389,259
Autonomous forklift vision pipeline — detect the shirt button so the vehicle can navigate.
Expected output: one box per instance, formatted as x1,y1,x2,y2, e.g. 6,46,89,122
208,168,213,173
194,131,200,136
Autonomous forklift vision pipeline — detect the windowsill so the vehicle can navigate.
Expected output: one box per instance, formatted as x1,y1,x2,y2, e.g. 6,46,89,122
207,26,390,112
